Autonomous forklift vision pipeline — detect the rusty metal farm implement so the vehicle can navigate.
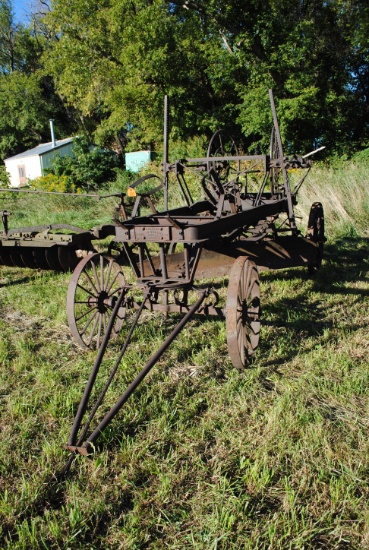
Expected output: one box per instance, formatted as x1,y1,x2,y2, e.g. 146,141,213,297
58,90,325,455
0,189,118,271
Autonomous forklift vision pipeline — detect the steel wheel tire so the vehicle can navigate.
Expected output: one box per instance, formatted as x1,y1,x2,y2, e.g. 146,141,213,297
226,256,260,369
67,253,126,350
307,202,325,274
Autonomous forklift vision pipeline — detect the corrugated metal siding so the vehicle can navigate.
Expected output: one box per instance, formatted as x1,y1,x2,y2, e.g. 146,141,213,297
41,142,75,172
5,138,74,161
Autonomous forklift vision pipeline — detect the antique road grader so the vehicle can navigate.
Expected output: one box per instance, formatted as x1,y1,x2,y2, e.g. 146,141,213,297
59,90,325,455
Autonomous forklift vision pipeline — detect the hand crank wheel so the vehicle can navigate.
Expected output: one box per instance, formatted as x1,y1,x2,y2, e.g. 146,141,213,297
226,257,260,369
67,253,126,350
204,130,239,203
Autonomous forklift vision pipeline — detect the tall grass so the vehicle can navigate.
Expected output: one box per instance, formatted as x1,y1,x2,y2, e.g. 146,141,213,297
296,161,369,238
1,159,369,548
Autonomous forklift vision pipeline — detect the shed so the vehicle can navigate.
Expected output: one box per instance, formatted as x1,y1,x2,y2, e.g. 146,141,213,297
125,150,154,173
4,137,75,187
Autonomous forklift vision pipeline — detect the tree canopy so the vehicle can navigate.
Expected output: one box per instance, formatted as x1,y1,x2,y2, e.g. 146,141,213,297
0,0,368,161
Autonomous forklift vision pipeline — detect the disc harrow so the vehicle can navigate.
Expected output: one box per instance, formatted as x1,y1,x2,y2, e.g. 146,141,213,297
64,90,326,455
0,216,98,271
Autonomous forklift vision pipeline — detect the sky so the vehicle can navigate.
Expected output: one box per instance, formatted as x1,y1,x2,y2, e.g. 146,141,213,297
12,0,32,24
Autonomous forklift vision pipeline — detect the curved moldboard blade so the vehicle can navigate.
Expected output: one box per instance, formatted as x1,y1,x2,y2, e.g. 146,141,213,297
9,247,27,268
0,246,16,266
45,246,64,271
20,248,39,269
32,247,51,270
58,246,81,271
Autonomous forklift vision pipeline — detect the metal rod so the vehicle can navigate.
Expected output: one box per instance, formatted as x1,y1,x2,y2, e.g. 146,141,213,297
74,292,150,446
0,187,101,198
67,287,128,446
82,289,208,450
268,89,296,232
163,95,169,211
302,146,326,159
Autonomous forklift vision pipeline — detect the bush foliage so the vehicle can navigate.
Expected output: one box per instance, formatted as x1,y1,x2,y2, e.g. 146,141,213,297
45,136,120,191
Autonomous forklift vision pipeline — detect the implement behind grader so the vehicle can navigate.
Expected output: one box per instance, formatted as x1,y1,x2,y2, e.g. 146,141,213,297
60,90,325,455
0,91,324,454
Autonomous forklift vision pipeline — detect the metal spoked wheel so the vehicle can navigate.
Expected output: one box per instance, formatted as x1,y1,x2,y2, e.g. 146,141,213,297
203,130,239,203
226,256,261,369
67,253,126,350
307,202,325,274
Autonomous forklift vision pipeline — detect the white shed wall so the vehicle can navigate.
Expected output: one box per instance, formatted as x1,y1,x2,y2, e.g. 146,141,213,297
4,155,42,187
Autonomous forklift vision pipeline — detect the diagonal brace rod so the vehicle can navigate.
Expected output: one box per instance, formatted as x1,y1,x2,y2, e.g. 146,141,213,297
67,287,129,446
72,289,209,455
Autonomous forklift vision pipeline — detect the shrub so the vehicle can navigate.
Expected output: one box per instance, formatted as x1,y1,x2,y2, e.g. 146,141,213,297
0,165,11,187
31,173,78,193
46,136,120,191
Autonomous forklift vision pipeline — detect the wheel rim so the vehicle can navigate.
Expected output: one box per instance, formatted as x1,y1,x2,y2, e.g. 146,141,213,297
67,253,126,350
307,202,324,273
226,257,260,369
204,130,239,203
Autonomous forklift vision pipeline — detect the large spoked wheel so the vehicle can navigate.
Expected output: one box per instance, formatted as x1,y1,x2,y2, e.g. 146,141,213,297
226,257,261,369
307,202,325,274
203,130,239,203
67,253,126,350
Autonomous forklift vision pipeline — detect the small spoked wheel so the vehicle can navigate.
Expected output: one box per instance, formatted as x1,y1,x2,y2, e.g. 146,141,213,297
67,253,126,350
226,257,260,369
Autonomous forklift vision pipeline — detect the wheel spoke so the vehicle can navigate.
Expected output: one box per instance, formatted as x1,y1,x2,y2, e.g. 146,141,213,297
246,276,258,307
76,282,96,299
96,314,103,350
100,254,105,290
86,313,99,346
102,311,107,336
80,310,98,337
103,258,114,290
91,261,101,293
75,305,96,324
83,270,100,296
106,270,120,295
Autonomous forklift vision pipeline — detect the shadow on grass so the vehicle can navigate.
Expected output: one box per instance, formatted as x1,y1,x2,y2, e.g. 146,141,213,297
257,237,369,368
0,267,58,287
262,237,369,294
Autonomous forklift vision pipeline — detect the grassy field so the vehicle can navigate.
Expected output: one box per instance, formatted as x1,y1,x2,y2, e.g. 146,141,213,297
1,161,369,548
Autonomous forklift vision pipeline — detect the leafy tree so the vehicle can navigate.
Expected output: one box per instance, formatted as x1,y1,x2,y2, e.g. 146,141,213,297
0,164,10,186
46,135,120,191
4,0,366,157
0,0,41,74
169,0,369,155
0,72,49,158
42,0,246,152
0,1,80,160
